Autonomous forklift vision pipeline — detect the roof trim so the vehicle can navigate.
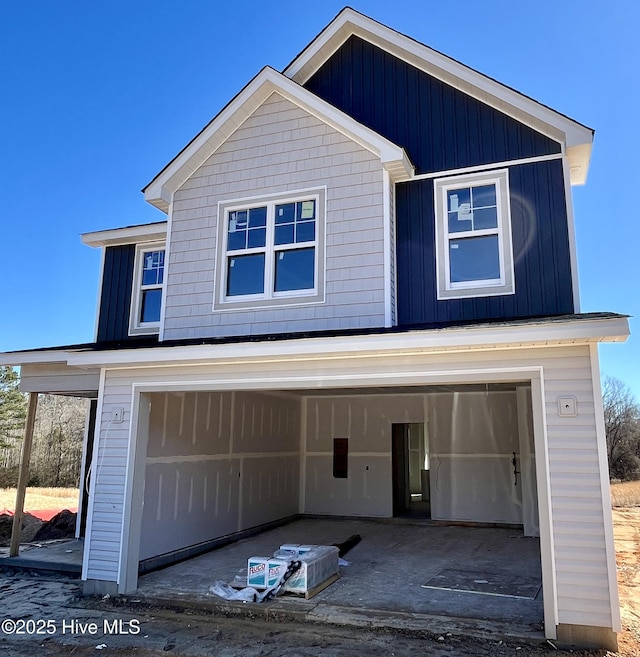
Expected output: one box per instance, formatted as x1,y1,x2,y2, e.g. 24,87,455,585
1,314,627,368
143,66,414,212
82,222,167,248
46,314,630,369
283,8,593,185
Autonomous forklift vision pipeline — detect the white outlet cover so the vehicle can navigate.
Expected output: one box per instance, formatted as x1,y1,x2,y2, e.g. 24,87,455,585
557,396,577,417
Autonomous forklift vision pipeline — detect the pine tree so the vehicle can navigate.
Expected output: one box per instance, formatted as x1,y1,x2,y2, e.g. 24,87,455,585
0,367,27,449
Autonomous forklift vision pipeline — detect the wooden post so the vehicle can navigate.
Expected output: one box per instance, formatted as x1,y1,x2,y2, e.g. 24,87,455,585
9,392,39,557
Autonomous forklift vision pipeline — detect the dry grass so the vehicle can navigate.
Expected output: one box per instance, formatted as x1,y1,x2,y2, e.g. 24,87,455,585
0,487,79,512
611,480,640,508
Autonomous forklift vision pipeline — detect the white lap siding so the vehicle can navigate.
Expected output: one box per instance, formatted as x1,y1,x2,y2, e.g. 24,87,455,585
83,343,616,630
84,376,131,581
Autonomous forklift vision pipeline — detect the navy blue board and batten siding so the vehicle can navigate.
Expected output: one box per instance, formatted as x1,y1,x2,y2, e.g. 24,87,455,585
396,160,573,325
303,35,562,174
96,245,136,342
304,35,574,325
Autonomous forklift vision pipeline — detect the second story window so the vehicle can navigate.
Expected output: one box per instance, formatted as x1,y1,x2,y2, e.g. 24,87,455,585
215,188,326,311
130,244,165,335
140,249,165,321
226,200,316,298
434,170,514,300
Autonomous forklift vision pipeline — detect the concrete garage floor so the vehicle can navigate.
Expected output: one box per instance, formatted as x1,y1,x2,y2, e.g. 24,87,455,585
0,539,83,575
135,518,544,642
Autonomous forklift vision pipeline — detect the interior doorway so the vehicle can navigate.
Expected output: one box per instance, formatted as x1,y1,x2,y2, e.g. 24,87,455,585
392,422,430,518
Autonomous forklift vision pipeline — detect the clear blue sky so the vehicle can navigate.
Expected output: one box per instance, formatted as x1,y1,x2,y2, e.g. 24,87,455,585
1,1,638,397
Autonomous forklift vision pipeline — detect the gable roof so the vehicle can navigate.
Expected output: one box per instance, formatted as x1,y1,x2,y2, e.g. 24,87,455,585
143,66,413,212
283,7,593,185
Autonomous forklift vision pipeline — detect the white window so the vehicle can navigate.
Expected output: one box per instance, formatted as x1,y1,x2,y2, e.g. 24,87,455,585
215,188,325,310
434,170,514,300
129,243,165,335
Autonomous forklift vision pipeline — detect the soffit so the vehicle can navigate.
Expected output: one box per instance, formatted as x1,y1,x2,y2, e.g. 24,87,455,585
82,222,167,248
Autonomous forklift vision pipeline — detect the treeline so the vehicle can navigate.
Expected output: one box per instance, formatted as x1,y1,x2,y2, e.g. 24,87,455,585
603,377,640,481
0,367,86,488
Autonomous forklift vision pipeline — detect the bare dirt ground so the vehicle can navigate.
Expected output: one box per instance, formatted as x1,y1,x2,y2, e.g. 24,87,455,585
0,576,612,657
613,507,640,656
0,503,637,656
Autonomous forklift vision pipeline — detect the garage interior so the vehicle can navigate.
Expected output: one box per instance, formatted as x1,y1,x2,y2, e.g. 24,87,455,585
135,382,539,562
125,382,543,633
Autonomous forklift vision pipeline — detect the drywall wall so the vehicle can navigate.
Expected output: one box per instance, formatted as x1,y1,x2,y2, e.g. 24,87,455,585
303,394,425,516
139,390,300,561
426,390,533,524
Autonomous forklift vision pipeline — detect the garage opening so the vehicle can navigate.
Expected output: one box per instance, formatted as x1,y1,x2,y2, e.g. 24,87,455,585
127,381,543,635
131,382,539,579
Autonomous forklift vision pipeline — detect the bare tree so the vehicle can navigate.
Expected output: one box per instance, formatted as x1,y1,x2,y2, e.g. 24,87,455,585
30,395,86,487
602,376,640,481
0,394,86,488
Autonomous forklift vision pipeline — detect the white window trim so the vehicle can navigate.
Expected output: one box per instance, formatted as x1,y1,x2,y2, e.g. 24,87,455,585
434,169,514,300
214,187,326,311
129,242,166,336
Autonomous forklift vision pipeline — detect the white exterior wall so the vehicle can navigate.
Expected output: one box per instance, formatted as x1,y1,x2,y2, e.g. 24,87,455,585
163,92,386,339
83,342,616,631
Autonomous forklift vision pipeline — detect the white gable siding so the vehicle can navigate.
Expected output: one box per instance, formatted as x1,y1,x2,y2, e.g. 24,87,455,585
163,92,386,340
83,343,616,632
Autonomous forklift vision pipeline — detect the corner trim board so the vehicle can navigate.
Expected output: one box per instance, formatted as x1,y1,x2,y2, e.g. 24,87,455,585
382,169,392,327
588,343,622,632
81,368,107,582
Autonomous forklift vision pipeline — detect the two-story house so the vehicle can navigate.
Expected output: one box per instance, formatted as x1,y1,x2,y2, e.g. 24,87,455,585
0,8,629,650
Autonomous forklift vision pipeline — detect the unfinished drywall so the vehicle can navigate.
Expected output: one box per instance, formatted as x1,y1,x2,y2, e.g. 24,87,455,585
304,394,425,516
426,389,536,526
139,391,300,561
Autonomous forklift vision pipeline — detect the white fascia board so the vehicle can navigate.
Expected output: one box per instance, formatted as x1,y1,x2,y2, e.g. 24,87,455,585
82,222,167,248
284,8,593,184
143,67,413,210
65,316,629,369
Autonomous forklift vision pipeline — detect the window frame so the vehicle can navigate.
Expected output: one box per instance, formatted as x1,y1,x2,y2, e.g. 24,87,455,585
214,188,326,311
129,242,166,336
434,169,515,300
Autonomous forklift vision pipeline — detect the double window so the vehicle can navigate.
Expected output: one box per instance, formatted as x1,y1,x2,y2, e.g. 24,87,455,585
215,189,325,309
130,244,165,334
434,170,514,300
